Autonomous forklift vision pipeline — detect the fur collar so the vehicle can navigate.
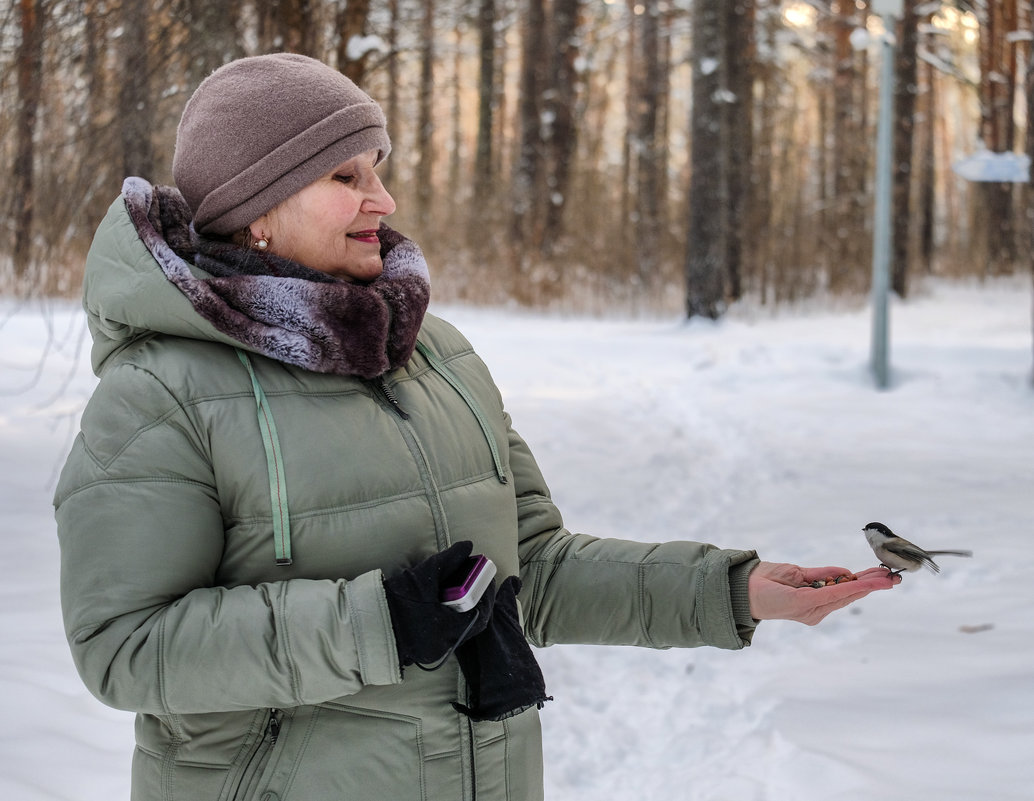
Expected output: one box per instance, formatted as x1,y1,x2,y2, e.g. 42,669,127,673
121,177,430,379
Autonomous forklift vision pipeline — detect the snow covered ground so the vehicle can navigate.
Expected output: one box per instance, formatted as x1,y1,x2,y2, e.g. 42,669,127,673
2,277,1032,800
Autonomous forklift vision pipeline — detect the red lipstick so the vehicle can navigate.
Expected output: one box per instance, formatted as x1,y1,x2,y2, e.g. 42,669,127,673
347,230,381,244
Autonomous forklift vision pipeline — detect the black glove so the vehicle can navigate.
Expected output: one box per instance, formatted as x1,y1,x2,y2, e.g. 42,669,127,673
453,576,551,722
383,541,494,669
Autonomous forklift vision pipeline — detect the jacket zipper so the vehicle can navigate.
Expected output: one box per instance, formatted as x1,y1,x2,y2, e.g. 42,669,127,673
467,717,478,801
268,709,281,745
370,376,450,550
375,377,410,419
230,708,281,801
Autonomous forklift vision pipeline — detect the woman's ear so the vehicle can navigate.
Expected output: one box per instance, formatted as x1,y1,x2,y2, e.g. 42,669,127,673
245,216,272,251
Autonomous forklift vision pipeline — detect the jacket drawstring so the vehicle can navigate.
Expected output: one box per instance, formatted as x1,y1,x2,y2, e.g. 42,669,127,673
415,341,508,484
236,349,293,566
235,343,503,566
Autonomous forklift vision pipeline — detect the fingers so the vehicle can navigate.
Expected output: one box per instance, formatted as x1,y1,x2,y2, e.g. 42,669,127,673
497,575,522,598
760,564,886,589
435,540,474,575
854,566,897,581
810,573,897,603
798,566,855,583
751,562,805,585
750,559,902,625
797,574,899,624
796,566,902,587
853,570,900,588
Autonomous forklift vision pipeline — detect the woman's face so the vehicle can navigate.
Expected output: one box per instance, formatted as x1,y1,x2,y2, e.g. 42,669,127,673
252,150,396,282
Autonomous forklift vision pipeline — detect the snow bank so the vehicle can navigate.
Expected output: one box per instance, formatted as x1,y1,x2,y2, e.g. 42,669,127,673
2,278,1031,799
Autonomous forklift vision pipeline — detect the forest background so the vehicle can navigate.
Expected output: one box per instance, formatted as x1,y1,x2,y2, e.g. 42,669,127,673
1,0,1033,318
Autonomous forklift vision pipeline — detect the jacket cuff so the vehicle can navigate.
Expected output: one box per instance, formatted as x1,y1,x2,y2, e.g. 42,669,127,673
728,557,760,645
694,548,759,650
345,570,404,687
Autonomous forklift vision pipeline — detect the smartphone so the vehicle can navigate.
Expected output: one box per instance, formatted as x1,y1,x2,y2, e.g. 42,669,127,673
441,554,497,612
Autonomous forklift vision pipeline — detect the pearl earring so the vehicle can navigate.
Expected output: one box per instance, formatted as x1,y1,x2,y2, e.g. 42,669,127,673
255,237,269,251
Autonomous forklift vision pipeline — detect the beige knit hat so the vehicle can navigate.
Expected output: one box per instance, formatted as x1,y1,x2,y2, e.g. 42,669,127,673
173,53,391,236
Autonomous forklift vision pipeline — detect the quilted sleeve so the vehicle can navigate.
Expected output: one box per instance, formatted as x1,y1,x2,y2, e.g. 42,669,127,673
507,415,758,651
54,361,401,715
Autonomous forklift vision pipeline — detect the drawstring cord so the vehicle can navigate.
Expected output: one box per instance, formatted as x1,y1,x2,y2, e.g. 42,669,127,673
235,342,502,565
236,349,293,566
415,341,508,484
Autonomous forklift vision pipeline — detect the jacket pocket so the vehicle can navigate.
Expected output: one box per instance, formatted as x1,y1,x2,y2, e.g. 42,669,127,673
224,708,283,801
263,703,429,801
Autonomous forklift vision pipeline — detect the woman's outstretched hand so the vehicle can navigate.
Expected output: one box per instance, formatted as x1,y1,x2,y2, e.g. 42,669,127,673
748,562,899,626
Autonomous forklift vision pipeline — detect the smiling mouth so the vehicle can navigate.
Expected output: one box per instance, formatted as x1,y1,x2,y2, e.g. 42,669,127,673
347,230,381,243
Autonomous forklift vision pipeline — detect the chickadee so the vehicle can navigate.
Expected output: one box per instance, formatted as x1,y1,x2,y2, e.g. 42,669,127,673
863,521,972,576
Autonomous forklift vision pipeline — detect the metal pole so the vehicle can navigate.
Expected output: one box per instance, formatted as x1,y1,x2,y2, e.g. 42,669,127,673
870,27,895,390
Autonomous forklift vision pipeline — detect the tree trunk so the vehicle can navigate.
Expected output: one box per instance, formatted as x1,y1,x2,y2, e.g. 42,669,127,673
449,20,463,201
72,0,120,246
753,0,781,303
655,6,673,221
978,0,1019,275
891,0,921,297
722,0,754,301
473,0,497,210
685,0,725,319
383,0,400,188
337,0,372,83
12,0,44,280
284,0,318,55
119,0,154,180
416,0,436,223
1026,25,1034,381
511,0,547,248
541,0,581,252
917,23,936,273
256,0,317,55
621,0,638,232
185,0,242,87
829,0,868,291
633,0,662,281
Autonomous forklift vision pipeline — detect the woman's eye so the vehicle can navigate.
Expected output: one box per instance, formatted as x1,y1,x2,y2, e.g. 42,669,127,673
333,174,356,185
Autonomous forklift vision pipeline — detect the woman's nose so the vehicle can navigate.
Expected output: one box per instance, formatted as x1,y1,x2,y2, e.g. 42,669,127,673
364,175,396,216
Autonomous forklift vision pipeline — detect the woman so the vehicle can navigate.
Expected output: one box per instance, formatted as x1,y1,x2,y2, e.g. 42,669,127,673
55,54,897,801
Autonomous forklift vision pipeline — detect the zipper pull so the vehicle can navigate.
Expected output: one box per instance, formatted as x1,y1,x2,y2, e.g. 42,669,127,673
378,378,410,420
267,709,281,745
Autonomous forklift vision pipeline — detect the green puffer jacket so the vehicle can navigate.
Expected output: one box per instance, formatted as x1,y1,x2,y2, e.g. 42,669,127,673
55,185,759,801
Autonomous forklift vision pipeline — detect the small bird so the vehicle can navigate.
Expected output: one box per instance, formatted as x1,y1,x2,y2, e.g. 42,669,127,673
863,521,972,576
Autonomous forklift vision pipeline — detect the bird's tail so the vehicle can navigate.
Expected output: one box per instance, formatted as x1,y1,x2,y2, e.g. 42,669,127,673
927,550,973,558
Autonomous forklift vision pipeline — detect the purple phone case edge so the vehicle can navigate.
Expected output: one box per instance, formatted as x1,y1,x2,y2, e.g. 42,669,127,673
442,555,489,601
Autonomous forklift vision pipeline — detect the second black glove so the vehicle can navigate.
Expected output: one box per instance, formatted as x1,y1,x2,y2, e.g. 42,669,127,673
453,576,551,721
